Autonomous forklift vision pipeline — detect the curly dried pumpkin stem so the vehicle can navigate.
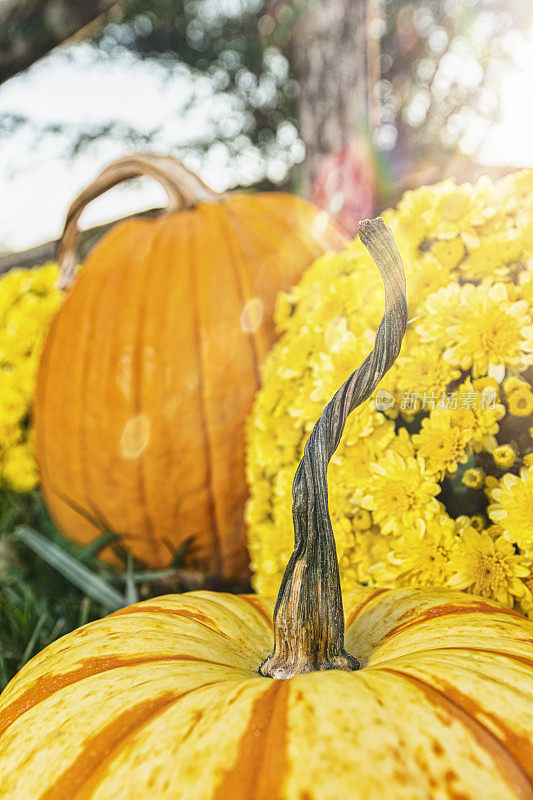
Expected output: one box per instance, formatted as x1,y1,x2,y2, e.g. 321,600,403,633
57,152,218,290
260,217,407,680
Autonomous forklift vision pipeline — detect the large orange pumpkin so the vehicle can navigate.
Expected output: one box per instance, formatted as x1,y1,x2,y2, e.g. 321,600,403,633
34,154,346,583
3,220,533,799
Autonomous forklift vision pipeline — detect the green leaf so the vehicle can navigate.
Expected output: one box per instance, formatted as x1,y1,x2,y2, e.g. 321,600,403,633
13,526,125,611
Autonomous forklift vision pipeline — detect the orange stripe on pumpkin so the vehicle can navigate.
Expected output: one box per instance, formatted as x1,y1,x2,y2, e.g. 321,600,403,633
429,647,533,670
43,681,287,800
0,654,226,741
212,680,290,800
383,601,526,641
382,667,533,797
239,595,275,629
345,588,389,628
110,605,233,639
39,691,180,800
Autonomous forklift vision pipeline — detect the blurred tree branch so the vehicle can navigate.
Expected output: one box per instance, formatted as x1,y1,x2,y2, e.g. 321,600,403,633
0,0,125,85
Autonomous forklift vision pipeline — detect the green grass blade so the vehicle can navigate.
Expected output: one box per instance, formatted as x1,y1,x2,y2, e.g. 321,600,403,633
114,569,178,583
14,526,125,611
78,530,117,561
78,597,92,627
18,611,48,669
0,647,8,687
124,552,139,606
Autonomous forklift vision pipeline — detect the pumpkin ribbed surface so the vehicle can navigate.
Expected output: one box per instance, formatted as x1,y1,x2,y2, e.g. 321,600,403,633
1,586,533,799
34,192,345,582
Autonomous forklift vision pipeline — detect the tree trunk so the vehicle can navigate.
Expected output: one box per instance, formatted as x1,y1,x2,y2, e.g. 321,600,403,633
0,0,123,85
293,0,379,198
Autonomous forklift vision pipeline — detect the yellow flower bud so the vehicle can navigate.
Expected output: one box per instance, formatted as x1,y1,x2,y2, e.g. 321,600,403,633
430,237,465,269
462,468,485,490
352,508,373,531
507,388,533,417
485,524,503,539
493,444,517,469
504,376,529,395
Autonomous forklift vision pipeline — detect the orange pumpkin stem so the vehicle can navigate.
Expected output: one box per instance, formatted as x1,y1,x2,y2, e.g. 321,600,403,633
56,152,218,290
260,218,407,680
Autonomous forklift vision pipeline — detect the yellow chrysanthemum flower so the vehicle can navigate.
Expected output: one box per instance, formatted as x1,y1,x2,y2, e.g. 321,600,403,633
412,408,469,478
448,378,504,453
2,442,39,493
444,283,533,377
359,452,440,535
388,427,415,461
339,527,391,586
448,528,530,608
0,262,62,492
394,344,461,398
423,180,487,238
488,468,533,550
377,515,457,588
404,254,453,306
459,234,518,283
416,283,461,349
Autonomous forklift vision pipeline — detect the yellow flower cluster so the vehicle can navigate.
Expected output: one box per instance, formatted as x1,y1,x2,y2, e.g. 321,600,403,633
246,169,533,618
0,263,62,492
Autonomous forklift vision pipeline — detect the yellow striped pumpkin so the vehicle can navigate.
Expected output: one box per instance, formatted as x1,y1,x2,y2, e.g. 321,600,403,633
1,587,533,799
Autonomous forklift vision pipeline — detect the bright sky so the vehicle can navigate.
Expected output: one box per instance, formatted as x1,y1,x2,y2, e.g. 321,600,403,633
478,32,533,167
1,27,533,253
0,46,245,252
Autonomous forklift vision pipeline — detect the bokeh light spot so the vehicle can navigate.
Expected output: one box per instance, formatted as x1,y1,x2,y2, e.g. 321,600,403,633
241,298,264,333
120,413,151,459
